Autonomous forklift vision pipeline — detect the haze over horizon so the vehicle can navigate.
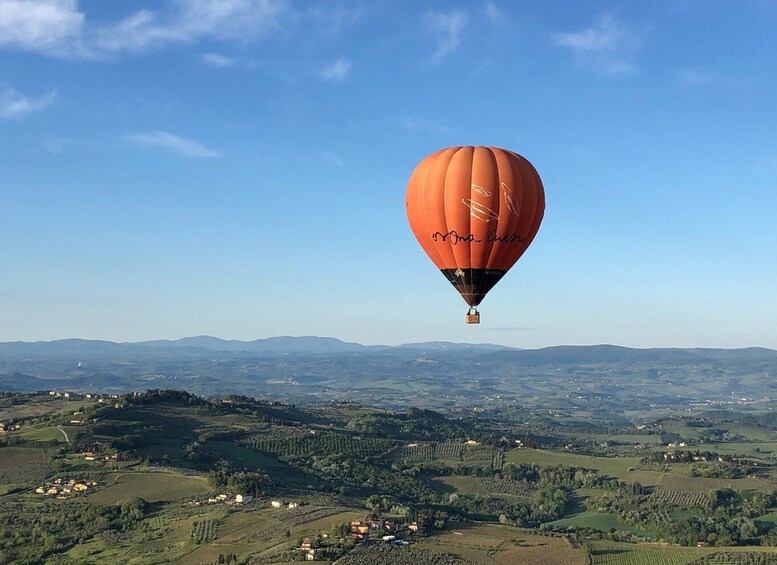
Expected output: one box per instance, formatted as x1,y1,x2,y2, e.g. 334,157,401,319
2,1,776,349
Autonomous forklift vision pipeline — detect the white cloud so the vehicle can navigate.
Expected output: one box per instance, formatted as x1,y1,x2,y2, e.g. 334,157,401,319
0,0,287,57
425,9,467,62
321,57,351,81
0,85,55,119
554,15,638,75
0,0,85,56
96,0,286,53
125,130,221,158
484,2,502,24
202,52,236,67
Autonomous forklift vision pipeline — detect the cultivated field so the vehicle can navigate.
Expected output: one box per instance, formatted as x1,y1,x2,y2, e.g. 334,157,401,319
18,425,68,443
587,540,777,565
0,446,49,486
89,472,212,503
416,524,586,565
505,448,641,478
620,471,774,493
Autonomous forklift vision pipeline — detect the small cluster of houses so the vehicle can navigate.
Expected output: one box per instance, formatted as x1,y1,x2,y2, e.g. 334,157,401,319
270,499,299,509
82,451,120,462
348,518,421,540
49,391,119,403
296,518,420,561
35,477,98,498
660,451,724,463
298,538,325,561
191,493,254,506
0,422,22,433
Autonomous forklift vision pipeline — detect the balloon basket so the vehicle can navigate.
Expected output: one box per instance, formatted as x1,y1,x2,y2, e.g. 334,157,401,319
466,308,480,324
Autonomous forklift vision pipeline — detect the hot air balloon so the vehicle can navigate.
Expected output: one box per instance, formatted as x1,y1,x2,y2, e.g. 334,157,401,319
405,146,545,324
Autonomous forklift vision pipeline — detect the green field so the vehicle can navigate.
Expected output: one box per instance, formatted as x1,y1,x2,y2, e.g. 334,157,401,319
690,441,777,458
417,523,586,565
18,425,68,443
550,511,653,537
505,448,641,478
756,511,777,525
429,475,486,495
0,398,85,420
89,472,212,503
592,434,662,446
206,440,289,469
619,470,774,493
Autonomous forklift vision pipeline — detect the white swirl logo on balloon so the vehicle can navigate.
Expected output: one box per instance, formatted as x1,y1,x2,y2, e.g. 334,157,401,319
463,183,521,223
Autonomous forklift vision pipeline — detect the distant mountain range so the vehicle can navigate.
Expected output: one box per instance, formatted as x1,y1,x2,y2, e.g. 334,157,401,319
1,337,776,403
0,335,515,356
0,336,774,362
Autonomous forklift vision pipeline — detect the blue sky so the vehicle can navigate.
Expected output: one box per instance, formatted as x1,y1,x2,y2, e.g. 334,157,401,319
1,0,776,348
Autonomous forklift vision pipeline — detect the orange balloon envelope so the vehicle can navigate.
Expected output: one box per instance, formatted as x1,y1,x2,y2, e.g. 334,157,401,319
405,146,545,320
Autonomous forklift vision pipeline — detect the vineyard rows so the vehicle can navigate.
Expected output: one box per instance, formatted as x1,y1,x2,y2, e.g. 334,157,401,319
191,519,218,544
241,432,394,458
587,542,777,565
390,443,504,468
270,505,351,527
652,488,709,509
391,444,436,462
588,541,706,565
478,477,533,497
691,552,777,564
0,448,50,486
147,515,169,530
435,443,465,460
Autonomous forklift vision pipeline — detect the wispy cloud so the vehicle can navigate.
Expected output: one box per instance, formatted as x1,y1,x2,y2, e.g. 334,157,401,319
484,2,503,24
554,15,638,75
318,150,344,167
125,130,221,158
0,0,85,57
424,9,467,62
677,68,713,86
0,0,287,58
202,52,236,67
0,84,56,119
96,0,287,54
321,57,351,81
303,4,363,37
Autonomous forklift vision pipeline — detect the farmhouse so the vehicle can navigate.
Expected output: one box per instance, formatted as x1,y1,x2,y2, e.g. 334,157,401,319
271,500,284,508
288,501,299,509
235,494,253,503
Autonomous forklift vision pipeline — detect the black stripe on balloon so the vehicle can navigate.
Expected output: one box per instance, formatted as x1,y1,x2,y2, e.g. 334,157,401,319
440,268,507,307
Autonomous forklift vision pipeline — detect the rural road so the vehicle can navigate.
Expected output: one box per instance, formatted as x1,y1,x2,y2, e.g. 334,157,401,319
56,426,70,443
